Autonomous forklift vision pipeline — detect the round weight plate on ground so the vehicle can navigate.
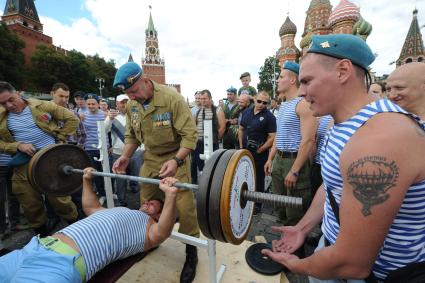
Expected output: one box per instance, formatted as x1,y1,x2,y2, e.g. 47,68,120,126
220,149,256,245
197,149,227,240
208,150,236,243
28,144,91,196
245,243,285,275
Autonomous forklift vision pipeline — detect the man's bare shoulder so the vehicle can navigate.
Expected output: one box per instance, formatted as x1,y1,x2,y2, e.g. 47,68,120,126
342,112,425,182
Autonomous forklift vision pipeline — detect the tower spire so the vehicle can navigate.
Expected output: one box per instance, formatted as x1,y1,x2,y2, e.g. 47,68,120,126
396,8,425,66
146,5,157,37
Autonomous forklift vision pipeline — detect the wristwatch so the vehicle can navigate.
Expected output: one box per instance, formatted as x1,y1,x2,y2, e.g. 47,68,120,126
172,156,184,167
291,170,299,177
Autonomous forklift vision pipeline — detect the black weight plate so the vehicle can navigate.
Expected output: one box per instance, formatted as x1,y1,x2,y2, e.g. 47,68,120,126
245,243,285,275
196,149,226,239
29,144,91,196
208,150,236,243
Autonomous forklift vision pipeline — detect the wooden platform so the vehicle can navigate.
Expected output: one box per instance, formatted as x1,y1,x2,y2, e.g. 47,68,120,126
118,227,288,283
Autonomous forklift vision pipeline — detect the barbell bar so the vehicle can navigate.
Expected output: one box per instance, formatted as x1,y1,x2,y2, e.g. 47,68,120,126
27,144,305,245
62,165,303,209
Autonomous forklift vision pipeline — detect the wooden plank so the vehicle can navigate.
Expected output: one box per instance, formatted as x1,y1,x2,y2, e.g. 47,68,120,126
118,228,285,283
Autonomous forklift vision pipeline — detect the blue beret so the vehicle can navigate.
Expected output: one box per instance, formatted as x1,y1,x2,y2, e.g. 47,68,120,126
84,93,99,102
226,86,237,94
307,34,375,71
113,62,144,90
283,61,300,75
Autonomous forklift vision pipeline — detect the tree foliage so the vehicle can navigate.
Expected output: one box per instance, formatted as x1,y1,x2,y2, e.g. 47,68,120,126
257,56,281,98
0,22,25,88
28,45,119,97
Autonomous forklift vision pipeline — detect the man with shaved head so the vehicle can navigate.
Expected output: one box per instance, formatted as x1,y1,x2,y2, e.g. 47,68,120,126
387,62,425,120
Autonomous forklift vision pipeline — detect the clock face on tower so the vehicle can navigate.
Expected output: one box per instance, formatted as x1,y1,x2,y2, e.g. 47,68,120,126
148,46,157,55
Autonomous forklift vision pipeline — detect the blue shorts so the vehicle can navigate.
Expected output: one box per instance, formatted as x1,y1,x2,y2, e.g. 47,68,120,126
0,236,82,283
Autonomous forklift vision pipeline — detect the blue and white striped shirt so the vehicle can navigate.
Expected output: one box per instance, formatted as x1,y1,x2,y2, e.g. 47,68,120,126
7,106,55,150
320,99,425,279
275,97,303,152
82,111,107,150
315,115,333,164
0,154,12,167
60,207,149,280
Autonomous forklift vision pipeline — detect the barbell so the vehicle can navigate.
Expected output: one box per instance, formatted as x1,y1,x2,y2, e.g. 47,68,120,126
27,144,304,245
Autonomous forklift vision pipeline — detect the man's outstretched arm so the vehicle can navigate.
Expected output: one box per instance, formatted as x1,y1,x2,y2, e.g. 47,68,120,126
147,177,178,248
82,167,105,216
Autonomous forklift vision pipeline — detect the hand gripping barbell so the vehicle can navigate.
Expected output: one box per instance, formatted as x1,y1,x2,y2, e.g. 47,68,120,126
27,144,304,245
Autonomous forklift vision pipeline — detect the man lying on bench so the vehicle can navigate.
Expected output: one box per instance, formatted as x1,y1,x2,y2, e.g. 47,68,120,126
0,168,179,283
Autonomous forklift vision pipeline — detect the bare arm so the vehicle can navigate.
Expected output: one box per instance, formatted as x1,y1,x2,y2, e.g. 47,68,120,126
292,100,317,173
238,125,244,148
258,133,275,153
217,108,226,139
146,178,178,248
82,168,105,216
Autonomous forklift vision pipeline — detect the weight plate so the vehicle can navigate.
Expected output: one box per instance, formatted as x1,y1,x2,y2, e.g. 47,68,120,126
196,149,226,240
220,149,256,245
208,150,236,243
28,144,91,196
245,243,285,275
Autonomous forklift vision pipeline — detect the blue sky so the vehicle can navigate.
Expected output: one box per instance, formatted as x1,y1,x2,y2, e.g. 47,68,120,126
0,0,91,25
1,0,424,101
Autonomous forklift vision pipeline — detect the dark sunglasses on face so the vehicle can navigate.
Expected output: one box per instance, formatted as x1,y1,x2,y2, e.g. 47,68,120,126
256,100,268,105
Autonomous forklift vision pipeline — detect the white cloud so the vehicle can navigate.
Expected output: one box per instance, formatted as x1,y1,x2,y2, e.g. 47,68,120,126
9,0,425,102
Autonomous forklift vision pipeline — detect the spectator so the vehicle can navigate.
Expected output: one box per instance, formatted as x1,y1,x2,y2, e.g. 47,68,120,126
368,82,386,98
222,87,240,149
191,89,226,184
0,81,79,236
239,91,276,215
387,62,425,120
191,91,202,118
82,93,108,202
238,72,258,97
264,62,317,226
105,94,144,206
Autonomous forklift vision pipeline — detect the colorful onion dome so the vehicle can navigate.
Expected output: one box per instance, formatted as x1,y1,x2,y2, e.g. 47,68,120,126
328,0,360,27
300,29,313,49
353,16,372,40
279,16,297,37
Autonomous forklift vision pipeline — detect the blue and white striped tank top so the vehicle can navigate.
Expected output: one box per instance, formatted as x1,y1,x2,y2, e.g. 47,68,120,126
320,99,425,279
315,115,333,164
82,111,107,150
7,106,55,150
275,97,303,152
60,207,149,280
0,153,12,167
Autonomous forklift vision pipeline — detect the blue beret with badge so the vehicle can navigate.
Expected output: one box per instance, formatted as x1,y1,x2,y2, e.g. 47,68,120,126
84,93,99,102
307,34,375,71
283,61,300,75
226,86,237,94
113,62,144,90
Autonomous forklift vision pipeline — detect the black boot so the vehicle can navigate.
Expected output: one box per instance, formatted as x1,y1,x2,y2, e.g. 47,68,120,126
34,224,50,238
180,244,198,283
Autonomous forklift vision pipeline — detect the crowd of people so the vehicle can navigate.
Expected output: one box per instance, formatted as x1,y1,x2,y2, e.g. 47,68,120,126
0,33,424,282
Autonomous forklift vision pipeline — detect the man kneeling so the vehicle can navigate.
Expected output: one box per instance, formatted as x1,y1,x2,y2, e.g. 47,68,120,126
0,168,178,282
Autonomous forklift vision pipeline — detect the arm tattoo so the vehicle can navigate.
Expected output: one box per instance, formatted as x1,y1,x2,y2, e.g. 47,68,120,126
347,156,399,216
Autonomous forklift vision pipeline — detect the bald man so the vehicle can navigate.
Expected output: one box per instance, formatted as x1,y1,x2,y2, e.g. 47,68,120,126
387,62,425,120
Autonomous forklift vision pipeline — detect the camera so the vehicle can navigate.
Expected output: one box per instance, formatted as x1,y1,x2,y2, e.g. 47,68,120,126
246,139,261,152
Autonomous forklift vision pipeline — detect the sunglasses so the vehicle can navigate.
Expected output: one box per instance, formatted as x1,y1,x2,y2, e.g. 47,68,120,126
256,100,268,105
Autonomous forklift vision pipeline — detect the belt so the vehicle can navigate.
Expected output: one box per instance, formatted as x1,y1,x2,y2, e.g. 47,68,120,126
38,236,86,281
277,150,298,158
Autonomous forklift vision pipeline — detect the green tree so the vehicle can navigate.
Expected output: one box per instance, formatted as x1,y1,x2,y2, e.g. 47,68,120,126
0,22,26,88
87,54,118,97
28,44,71,92
257,56,281,98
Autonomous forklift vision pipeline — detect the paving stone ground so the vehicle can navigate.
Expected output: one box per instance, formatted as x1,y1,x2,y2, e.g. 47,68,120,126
0,187,319,283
